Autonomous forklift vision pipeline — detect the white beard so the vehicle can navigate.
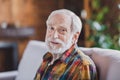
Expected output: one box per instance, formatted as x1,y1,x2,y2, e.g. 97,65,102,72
45,35,73,54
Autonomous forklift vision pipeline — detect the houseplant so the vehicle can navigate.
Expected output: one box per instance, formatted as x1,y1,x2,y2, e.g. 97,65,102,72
87,0,120,50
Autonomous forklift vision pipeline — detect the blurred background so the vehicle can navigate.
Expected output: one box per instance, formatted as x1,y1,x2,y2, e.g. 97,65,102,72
0,0,119,72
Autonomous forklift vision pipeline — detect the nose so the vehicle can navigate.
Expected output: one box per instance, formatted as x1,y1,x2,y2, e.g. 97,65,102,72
53,31,58,39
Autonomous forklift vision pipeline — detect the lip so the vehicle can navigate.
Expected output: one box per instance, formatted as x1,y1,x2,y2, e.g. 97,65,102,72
50,41,59,44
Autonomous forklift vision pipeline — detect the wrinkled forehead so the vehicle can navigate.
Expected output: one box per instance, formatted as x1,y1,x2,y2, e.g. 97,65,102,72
47,13,72,27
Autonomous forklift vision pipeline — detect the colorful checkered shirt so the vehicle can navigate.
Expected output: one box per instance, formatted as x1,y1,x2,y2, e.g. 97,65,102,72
34,46,97,80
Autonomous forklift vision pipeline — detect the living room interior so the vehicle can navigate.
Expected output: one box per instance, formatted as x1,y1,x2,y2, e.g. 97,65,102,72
0,0,120,80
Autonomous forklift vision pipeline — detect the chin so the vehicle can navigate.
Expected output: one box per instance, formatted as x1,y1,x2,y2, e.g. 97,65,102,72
47,43,72,54
46,46,63,54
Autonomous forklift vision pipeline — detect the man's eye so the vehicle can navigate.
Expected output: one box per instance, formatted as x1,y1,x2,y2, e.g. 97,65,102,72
61,29,65,31
59,29,67,33
62,29,67,32
49,27,54,30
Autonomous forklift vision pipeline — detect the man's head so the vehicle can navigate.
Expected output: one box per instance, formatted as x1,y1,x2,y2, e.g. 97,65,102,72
45,9,82,54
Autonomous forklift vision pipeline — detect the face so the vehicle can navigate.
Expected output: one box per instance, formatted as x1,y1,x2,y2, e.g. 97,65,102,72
45,13,78,54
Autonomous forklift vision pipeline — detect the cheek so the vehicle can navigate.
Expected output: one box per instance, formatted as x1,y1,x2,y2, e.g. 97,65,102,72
60,35,70,43
66,34,74,43
46,31,52,39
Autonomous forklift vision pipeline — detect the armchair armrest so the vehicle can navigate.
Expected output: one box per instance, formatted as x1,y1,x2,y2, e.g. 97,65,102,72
0,70,18,80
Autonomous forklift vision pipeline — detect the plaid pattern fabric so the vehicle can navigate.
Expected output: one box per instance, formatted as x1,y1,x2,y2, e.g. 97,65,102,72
34,46,97,80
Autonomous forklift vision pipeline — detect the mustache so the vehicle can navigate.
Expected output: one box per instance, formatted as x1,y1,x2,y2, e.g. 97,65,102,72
46,38,65,45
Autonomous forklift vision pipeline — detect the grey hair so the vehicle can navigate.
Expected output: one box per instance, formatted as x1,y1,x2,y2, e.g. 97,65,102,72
46,9,82,33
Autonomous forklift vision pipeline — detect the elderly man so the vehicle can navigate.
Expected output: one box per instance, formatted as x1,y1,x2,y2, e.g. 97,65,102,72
35,9,97,80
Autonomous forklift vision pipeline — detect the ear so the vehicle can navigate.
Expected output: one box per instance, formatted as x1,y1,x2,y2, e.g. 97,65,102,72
72,32,80,44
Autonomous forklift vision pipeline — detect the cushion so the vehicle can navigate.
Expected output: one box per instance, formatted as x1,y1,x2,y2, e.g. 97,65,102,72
16,40,47,80
80,47,120,80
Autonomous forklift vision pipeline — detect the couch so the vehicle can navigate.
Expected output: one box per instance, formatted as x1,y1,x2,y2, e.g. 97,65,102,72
0,40,120,80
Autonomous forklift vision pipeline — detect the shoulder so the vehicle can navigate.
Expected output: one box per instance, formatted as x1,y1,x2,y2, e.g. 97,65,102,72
76,48,96,67
75,49,98,80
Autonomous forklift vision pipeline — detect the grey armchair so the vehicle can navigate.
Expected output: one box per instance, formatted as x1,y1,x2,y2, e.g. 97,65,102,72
0,40,120,80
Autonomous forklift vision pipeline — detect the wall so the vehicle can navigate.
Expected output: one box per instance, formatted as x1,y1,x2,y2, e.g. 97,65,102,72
0,0,63,60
